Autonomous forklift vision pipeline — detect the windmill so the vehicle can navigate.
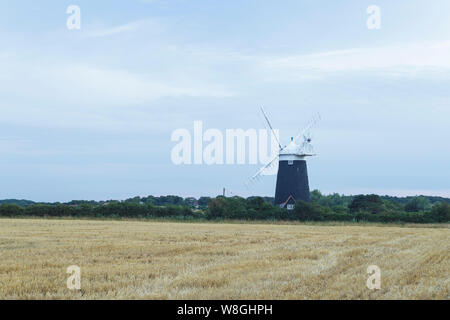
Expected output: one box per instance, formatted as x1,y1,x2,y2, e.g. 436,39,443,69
248,107,321,207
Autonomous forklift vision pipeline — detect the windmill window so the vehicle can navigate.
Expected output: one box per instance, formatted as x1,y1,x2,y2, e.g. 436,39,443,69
288,160,293,165
287,204,294,210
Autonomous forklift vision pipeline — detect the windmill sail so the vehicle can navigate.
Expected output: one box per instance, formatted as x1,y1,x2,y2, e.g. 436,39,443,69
293,112,321,147
260,106,282,150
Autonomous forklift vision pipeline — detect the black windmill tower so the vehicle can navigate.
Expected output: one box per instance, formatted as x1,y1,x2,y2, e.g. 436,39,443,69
248,107,321,208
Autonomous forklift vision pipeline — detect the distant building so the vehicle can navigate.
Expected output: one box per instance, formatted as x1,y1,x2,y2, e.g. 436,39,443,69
185,197,199,208
279,195,296,211
274,138,312,206
248,109,320,208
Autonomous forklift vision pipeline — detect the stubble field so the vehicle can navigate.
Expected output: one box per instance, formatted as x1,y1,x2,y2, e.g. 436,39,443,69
0,218,448,299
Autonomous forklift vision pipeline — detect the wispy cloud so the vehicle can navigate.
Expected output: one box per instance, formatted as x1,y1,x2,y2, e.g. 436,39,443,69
85,19,165,38
0,58,235,108
257,40,450,81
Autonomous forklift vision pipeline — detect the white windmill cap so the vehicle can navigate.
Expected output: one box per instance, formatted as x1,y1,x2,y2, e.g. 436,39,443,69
279,137,300,155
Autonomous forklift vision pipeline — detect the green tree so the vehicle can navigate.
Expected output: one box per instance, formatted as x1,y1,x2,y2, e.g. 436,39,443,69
349,195,385,214
198,197,212,208
427,202,450,222
206,197,247,219
206,197,227,219
405,196,431,212
0,204,24,216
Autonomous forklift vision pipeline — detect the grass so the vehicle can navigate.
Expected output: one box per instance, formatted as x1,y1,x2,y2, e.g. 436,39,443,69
0,218,448,299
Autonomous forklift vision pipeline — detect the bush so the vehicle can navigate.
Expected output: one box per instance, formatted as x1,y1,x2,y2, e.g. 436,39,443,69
322,212,354,222
0,204,25,217
206,197,247,220
1,194,448,224
427,202,450,223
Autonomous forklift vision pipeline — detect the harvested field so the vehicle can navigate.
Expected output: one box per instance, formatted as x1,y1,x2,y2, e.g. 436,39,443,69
0,219,448,299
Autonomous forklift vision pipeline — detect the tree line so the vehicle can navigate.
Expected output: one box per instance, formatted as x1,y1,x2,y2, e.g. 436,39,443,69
0,191,448,223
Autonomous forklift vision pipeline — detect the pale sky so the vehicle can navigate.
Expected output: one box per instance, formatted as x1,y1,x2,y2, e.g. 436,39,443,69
1,0,449,202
